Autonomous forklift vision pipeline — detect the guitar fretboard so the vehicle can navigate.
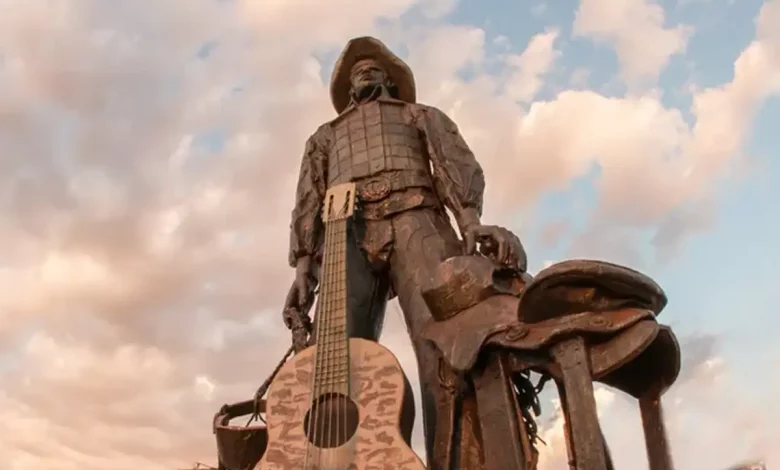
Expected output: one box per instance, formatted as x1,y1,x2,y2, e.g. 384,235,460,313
310,186,354,396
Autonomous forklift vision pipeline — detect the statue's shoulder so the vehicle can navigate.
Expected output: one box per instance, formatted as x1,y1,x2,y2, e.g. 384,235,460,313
409,103,453,124
410,101,434,111
326,103,358,126
300,123,334,155
308,122,333,142
404,101,436,115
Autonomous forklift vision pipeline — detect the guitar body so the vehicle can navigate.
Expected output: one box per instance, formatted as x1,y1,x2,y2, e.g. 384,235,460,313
257,183,423,470
255,338,424,470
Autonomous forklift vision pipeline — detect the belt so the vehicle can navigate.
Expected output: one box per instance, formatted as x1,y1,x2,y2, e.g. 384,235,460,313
360,188,441,220
355,170,433,202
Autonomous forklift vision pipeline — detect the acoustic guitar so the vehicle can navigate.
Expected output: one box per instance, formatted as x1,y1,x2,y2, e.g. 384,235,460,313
255,183,424,470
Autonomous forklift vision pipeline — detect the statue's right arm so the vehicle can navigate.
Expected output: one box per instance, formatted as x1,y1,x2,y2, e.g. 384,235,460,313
288,129,328,280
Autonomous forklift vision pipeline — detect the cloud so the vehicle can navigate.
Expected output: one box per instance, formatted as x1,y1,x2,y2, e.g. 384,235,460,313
503,28,561,103
0,0,777,469
573,0,693,84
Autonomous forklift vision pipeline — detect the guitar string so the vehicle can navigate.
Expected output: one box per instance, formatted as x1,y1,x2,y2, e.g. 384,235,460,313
339,196,354,463
330,201,349,467
327,209,347,467
334,218,345,466
338,218,347,463
321,217,336,467
320,202,345,468
314,217,335,468
343,200,354,462
304,194,353,469
340,200,351,462
327,206,348,468
325,219,336,468
304,201,333,470
323,219,338,468
327,221,341,468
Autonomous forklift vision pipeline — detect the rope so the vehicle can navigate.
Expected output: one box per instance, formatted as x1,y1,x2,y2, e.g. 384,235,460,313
246,305,313,426
514,371,552,450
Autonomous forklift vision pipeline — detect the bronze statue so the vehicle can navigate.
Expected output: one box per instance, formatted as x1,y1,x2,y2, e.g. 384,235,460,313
211,35,683,470
283,36,526,469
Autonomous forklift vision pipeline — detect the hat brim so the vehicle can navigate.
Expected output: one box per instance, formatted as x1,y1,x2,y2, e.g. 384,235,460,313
330,36,416,114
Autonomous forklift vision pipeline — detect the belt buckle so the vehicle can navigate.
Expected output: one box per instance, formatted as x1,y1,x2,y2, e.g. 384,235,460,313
359,175,392,202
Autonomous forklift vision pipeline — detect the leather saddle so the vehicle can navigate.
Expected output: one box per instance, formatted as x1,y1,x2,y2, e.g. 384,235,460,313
420,256,673,379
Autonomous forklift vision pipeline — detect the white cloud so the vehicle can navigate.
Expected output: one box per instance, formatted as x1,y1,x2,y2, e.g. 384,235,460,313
504,28,561,103
573,0,693,84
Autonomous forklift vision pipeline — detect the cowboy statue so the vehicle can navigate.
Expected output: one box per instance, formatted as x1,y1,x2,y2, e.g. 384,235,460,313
284,36,527,469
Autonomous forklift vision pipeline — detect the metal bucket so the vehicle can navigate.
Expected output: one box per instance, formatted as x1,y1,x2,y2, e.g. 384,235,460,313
213,399,269,470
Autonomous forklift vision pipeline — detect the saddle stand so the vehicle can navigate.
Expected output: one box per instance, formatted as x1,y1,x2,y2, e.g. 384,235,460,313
421,257,681,470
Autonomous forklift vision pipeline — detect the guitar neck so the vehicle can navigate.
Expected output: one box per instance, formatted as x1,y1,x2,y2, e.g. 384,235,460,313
311,183,357,395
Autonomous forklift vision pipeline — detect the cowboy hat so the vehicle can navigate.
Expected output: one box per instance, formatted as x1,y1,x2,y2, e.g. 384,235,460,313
329,36,416,114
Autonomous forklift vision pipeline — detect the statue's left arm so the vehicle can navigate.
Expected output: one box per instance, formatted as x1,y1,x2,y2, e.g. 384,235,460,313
417,105,527,270
416,105,485,235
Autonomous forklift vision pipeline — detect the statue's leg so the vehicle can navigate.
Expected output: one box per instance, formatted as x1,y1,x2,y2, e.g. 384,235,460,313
387,208,475,470
345,218,391,341
308,217,390,343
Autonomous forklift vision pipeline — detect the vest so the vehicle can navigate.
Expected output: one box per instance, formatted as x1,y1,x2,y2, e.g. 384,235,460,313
327,99,431,189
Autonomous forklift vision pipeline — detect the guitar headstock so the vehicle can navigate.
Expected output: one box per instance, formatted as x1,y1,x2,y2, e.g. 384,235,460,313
322,182,357,223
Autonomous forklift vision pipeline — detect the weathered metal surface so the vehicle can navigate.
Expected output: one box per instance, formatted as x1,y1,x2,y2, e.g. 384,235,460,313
552,337,609,470
589,319,659,378
421,255,530,321
418,257,681,470
598,325,681,399
490,308,655,354
518,259,667,323
329,100,429,186
255,338,423,470
213,399,268,470
472,353,535,469
422,293,520,372
639,392,674,470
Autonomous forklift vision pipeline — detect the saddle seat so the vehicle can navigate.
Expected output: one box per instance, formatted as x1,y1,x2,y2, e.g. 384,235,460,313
420,256,680,396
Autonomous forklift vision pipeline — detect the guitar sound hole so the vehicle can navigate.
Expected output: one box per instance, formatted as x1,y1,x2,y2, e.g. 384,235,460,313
303,392,359,448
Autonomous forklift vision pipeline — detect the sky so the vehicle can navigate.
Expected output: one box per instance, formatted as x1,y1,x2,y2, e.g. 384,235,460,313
0,0,778,469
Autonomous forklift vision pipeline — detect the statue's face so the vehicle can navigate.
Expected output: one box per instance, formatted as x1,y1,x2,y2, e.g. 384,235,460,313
350,59,389,92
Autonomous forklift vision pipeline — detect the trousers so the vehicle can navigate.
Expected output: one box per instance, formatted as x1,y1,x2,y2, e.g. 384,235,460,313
330,205,478,469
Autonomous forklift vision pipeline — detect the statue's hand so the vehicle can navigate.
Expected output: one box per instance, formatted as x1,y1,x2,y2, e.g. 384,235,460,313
284,275,315,312
283,257,317,315
463,224,527,272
